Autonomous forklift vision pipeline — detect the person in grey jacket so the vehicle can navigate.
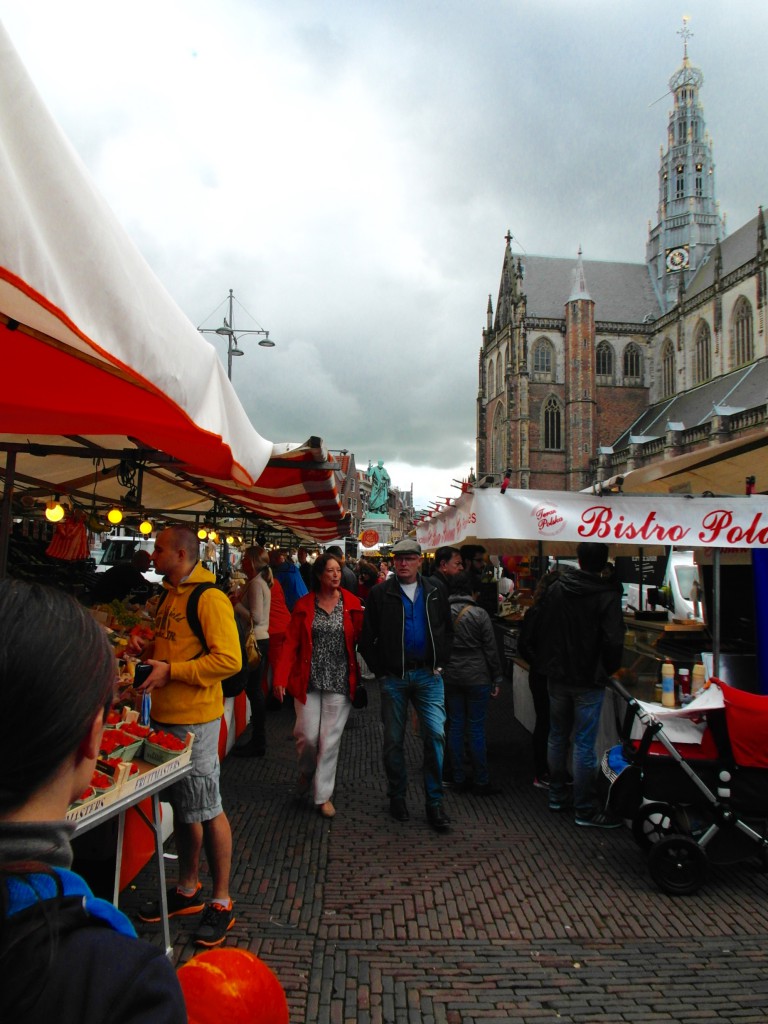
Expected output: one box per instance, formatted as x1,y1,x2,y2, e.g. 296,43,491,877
443,572,504,795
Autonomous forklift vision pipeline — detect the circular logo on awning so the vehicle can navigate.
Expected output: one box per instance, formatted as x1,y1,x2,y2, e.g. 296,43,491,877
361,528,380,547
531,502,566,536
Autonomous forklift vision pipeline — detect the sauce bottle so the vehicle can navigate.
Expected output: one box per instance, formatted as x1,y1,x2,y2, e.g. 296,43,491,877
691,664,706,695
661,661,676,707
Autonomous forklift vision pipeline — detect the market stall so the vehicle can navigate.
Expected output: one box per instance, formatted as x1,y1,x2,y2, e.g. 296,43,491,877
416,485,768,741
0,19,348,894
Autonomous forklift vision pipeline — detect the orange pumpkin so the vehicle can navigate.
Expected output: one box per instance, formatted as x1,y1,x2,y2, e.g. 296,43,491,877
177,948,289,1024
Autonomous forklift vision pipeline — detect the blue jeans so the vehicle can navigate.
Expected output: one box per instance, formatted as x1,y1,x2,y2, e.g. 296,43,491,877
445,685,492,786
380,669,446,806
547,684,605,818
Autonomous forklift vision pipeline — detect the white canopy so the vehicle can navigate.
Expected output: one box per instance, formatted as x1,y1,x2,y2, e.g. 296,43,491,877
0,21,348,543
415,486,768,555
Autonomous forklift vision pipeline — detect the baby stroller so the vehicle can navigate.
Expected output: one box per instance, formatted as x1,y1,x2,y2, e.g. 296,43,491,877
600,677,768,895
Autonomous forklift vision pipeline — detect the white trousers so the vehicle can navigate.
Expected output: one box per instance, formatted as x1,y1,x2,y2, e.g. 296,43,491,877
294,690,351,805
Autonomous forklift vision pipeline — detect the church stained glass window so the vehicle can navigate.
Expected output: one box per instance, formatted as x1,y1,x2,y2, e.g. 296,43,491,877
694,321,711,384
543,396,562,451
732,297,754,367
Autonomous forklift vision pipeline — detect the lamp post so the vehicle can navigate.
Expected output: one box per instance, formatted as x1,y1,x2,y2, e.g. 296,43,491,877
198,288,275,381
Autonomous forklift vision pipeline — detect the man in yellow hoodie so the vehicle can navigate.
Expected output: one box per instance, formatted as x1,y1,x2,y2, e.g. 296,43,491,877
131,524,241,947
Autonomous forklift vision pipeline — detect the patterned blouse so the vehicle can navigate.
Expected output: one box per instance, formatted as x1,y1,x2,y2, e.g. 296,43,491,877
309,597,349,694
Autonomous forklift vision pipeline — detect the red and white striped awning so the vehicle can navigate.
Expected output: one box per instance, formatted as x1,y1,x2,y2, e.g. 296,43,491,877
0,21,348,544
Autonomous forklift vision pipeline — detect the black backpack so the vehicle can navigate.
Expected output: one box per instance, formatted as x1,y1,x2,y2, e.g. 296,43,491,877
157,582,248,698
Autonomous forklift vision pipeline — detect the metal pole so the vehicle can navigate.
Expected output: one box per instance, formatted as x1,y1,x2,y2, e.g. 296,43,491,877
226,289,235,381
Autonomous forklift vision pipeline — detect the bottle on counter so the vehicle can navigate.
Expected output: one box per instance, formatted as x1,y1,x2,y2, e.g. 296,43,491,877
691,663,706,695
661,661,676,707
678,667,691,698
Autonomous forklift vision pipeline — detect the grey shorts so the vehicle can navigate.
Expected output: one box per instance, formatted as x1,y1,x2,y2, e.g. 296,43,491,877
151,718,223,824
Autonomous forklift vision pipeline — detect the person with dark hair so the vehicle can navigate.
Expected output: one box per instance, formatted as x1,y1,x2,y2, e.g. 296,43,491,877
355,560,380,603
460,544,487,582
326,545,358,594
517,571,560,790
232,545,272,757
430,545,463,599
131,524,241,947
537,541,625,828
359,538,453,831
92,548,154,603
297,546,313,591
443,572,504,795
273,552,364,818
0,579,186,1023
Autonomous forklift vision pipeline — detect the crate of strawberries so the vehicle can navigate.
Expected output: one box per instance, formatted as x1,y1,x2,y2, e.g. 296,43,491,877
142,728,195,766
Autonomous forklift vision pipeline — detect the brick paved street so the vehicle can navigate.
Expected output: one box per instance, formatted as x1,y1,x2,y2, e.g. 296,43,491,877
127,682,768,1023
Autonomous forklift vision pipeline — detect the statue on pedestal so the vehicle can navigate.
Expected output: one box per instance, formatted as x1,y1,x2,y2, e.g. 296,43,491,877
367,459,391,516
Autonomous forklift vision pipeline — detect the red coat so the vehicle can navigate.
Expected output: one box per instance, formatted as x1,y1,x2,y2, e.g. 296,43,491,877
273,589,364,704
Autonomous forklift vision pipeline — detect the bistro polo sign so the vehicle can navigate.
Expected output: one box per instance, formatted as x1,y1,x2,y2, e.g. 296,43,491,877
416,488,768,552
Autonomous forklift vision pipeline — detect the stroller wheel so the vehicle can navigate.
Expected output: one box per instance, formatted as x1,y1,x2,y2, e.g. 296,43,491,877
648,835,708,896
632,802,681,850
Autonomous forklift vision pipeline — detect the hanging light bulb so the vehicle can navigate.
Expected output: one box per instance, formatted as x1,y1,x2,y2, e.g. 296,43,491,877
208,530,219,543
225,535,235,545
197,528,208,540
45,498,65,523
139,519,153,535
107,506,123,525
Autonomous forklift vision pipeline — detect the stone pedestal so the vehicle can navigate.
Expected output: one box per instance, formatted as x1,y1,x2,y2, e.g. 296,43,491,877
361,514,393,546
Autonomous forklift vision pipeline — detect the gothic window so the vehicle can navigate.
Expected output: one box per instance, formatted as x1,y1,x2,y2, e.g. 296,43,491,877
623,343,642,384
694,321,712,384
496,354,504,394
532,338,553,381
487,356,495,395
595,341,614,382
691,118,699,141
491,402,506,474
678,120,687,144
542,395,562,451
661,338,675,398
676,170,685,199
732,297,754,367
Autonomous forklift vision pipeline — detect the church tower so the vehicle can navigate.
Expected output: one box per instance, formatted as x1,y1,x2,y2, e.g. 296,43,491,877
646,17,722,312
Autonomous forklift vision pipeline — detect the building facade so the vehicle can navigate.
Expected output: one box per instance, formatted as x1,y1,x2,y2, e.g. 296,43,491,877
476,27,767,495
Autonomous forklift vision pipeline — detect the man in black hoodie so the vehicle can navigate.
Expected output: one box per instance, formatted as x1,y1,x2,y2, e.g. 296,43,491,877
537,542,625,828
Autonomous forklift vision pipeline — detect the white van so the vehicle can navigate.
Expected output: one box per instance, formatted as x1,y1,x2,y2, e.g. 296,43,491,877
625,549,700,620
94,529,163,585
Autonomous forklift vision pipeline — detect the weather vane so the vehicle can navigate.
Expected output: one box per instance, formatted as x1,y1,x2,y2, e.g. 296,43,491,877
678,15,693,60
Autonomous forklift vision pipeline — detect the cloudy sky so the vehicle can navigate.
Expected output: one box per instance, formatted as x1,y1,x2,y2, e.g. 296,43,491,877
2,0,766,509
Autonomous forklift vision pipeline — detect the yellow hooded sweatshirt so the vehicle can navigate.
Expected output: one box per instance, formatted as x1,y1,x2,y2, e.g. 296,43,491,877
150,561,241,725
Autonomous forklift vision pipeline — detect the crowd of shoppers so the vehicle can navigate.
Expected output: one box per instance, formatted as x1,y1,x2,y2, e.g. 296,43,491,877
3,531,625,1024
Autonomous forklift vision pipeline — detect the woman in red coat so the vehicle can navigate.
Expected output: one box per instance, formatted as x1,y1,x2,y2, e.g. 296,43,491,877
273,552,364,819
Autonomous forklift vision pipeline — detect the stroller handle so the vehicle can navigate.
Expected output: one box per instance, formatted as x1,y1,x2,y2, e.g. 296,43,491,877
608,675,637,705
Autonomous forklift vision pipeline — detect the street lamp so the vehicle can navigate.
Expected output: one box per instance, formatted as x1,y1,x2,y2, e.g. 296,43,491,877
198,288,275,381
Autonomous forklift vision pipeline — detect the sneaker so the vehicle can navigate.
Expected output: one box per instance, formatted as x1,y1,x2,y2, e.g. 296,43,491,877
193,902,236,947
533,774,551,790
138,883,205,923
575,811,623,829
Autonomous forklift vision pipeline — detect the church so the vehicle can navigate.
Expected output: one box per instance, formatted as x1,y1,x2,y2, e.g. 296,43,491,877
476,24,767,495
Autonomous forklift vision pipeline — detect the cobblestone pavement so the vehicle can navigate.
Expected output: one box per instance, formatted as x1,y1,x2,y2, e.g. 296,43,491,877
127,683,768,1023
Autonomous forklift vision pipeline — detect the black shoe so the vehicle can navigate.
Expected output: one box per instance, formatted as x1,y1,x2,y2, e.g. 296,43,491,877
389,797,410,821
473,782,501,796
138,884,205,923
231,741,265,758
426,803,451,832
193,902,236,947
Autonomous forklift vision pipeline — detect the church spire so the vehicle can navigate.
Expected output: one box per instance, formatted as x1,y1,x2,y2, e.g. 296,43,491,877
646,17,722,312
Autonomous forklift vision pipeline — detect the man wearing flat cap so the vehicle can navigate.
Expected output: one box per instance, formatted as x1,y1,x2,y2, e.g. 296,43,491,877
360,537,453,831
